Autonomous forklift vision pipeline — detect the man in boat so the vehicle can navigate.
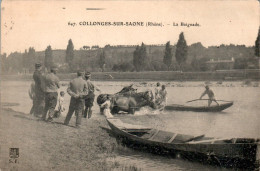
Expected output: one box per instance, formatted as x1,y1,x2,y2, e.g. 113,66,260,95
83,72,101,119
64,71,89,128
200,85,219,106
33,63,45,117
42,65,60,122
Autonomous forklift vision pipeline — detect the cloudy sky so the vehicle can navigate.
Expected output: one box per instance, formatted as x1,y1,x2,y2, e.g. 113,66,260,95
1,0,259,55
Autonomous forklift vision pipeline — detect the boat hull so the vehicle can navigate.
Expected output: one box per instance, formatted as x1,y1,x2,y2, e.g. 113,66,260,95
107,118,259,169
164,102,233,112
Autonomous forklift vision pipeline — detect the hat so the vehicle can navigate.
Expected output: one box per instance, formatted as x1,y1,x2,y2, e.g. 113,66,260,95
85,72,91,77
35,63,42,68
205,85,209,89
77,70,85,76
156,82,160,86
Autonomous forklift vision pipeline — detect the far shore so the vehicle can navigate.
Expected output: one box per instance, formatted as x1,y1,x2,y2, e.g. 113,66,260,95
1,70,260,81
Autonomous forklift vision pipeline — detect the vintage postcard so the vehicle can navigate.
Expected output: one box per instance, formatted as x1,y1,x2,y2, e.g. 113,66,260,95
1,0,260,170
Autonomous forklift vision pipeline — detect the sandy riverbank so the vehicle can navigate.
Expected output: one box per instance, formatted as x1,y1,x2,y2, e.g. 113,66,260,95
0,107,142,171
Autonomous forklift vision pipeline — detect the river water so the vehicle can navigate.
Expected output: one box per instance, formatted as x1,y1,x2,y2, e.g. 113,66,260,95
1,80,260,170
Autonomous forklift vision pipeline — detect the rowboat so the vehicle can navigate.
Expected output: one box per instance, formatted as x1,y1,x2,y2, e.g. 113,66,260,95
164,102,233,112
107,118,260,169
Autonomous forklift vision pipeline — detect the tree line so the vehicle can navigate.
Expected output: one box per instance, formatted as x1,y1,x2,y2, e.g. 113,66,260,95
1,29,260,74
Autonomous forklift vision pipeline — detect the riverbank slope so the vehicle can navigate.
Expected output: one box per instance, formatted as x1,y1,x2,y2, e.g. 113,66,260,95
0,107,140,171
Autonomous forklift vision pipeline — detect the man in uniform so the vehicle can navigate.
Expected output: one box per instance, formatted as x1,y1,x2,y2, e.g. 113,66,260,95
83,72,101,119
42,65,60,121
33,63,45,117
64,71,89,128
200,85,219,106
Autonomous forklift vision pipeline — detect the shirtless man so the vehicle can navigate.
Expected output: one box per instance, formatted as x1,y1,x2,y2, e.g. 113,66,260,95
200,85,219,106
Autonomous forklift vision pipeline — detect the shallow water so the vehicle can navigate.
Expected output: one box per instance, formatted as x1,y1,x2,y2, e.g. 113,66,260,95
1,80,260,170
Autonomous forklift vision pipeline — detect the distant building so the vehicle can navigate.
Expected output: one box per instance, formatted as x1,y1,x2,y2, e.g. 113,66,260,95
83,46,90,50
205,58,234,71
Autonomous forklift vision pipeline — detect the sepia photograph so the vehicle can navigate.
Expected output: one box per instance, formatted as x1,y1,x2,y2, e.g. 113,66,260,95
1,0,260,170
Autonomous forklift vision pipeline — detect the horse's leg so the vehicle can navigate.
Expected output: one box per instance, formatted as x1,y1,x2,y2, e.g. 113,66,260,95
128,98,137,114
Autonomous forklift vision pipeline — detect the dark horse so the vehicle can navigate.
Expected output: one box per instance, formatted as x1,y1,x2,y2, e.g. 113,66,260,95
97,84,155,114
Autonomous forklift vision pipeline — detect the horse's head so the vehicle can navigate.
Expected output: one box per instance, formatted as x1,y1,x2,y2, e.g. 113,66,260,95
116,84,137,95
97,94,113,105
136,90,154,107
142,90,154,101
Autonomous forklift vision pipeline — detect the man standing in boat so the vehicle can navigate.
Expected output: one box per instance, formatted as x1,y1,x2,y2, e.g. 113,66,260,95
200,85,219,106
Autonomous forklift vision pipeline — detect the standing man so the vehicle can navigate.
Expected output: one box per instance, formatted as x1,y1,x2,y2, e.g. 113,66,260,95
33,63,45,117
42,65,60,122
64,71,88,128
200,85,219,106
83,72,101,119
154,82,161,103
155,85,167,107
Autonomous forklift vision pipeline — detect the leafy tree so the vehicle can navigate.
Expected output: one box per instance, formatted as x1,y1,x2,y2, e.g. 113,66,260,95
45,45,53,70
133,45,140,71
234,57,248,69
175,32,188,70
139,43,147,70
99,51,106,72
112,62,134,72
191,55,200,71
198,57,209,71
163,41,173,70
133,43,147,71
22,49,28,69
1,53,7,73
66,39,74,65
28,47,36,71
22,48,36,72
255,27,260,57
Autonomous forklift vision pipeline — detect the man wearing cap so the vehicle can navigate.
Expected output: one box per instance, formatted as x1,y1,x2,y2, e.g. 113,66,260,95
200,85,219,106
83,72,101,119
64,71,89,128
33,63,45,116
42,65,60,121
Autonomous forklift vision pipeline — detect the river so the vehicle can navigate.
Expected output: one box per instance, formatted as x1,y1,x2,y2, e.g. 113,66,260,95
1,80,260,170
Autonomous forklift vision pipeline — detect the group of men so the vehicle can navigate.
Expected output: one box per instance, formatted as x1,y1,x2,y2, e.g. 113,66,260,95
31,62,218,128
153,82,218,107
31,63,99,128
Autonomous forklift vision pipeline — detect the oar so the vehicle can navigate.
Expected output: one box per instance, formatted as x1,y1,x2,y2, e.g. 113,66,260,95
186,99,232,103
